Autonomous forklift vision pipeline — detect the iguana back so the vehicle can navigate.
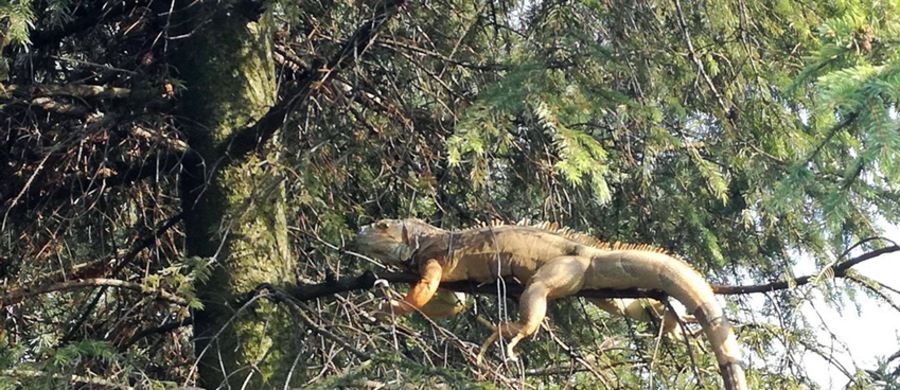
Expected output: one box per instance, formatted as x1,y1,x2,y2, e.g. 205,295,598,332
354,219,747,390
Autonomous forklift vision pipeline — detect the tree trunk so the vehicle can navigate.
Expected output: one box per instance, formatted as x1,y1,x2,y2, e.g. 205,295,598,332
173,4,296,388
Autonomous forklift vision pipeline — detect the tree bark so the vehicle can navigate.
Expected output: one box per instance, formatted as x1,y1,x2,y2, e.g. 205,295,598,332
172,4,296,388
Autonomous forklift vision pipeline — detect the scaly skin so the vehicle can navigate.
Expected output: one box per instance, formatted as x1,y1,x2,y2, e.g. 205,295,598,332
354,218,747,390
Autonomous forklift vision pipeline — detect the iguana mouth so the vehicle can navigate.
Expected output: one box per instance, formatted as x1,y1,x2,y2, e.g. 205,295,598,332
353,220,415,265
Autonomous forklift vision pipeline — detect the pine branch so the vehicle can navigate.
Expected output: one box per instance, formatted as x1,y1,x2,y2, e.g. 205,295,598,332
801,112,860,166
1,369,135,390
672,0,731,116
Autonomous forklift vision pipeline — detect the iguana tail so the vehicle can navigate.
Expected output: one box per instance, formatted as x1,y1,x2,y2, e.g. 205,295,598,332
589,250,747,390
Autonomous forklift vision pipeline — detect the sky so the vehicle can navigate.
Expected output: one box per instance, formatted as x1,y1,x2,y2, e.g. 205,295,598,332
797,224,900,389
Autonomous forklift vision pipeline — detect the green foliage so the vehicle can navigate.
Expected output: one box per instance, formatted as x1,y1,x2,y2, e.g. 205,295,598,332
50,340,119,368
533,101,611,204
3,0,900,388
0,0,35,46
144,256,212,310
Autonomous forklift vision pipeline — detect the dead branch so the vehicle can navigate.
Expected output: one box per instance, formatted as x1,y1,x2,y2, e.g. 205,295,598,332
1,83,131,99
26,97,91,116
222,0,407,160
9,213,184,291
121,317,194,348
0,278,188,307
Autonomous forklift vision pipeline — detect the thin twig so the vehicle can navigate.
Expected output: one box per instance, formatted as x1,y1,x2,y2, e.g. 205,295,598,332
714,245,900,295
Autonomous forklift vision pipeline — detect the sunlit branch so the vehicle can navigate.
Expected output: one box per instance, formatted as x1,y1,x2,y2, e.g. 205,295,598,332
253,245,900,303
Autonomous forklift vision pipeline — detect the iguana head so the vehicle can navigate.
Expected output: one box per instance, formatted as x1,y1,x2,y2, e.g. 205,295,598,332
354,218,444,265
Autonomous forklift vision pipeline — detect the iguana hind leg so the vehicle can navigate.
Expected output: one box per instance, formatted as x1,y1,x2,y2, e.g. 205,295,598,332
419,289,468,318
590,298,683,334
477,256,589,363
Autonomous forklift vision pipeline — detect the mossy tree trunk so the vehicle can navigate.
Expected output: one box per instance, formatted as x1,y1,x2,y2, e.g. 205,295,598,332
173,4,296,388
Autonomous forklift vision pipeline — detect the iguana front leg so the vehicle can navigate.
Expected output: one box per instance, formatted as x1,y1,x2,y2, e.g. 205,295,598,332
477,256,589,363
382,258,443,316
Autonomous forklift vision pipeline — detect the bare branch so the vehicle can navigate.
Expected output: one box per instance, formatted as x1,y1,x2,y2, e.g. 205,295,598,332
713,245,900,295
121,317,194,348
221,0,407,160
1,84,131,99
5,213,184,290
1,278,189,307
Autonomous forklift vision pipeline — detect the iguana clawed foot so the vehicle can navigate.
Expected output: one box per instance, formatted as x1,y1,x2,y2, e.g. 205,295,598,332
354,218,748,389
375,298,414,320
475,321,526,365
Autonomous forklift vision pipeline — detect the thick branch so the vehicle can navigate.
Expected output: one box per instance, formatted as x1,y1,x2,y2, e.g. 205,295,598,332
23,97,90,116
261,246,899,303
222,0,406,160
254,271,667,304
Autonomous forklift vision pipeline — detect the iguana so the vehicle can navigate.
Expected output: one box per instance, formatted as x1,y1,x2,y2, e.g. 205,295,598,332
354,218,747,390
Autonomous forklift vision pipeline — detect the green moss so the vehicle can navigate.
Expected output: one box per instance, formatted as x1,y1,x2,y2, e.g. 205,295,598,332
173,5,297,388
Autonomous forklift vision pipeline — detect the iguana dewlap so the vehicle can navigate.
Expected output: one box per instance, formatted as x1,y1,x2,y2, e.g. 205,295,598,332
354,218,747,390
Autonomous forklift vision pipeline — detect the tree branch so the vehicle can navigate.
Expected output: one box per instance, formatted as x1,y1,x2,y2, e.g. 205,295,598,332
221,0,407,161
1,83,131,99
28,2,133,49
256,246,899,304
5,213,185,345
2,150,186,215
713,245,900,295
121,317,194,348
1,278,188,307
251,271,668,305
1,369,135,390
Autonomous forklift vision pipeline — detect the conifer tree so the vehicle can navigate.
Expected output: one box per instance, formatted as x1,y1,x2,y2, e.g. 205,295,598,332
1,1,898,388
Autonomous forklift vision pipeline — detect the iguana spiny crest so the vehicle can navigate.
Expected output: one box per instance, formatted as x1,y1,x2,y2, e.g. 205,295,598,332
354,218,747,390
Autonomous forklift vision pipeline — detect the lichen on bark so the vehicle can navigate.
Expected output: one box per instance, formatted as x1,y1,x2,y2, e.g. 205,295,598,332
173,4,297,388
